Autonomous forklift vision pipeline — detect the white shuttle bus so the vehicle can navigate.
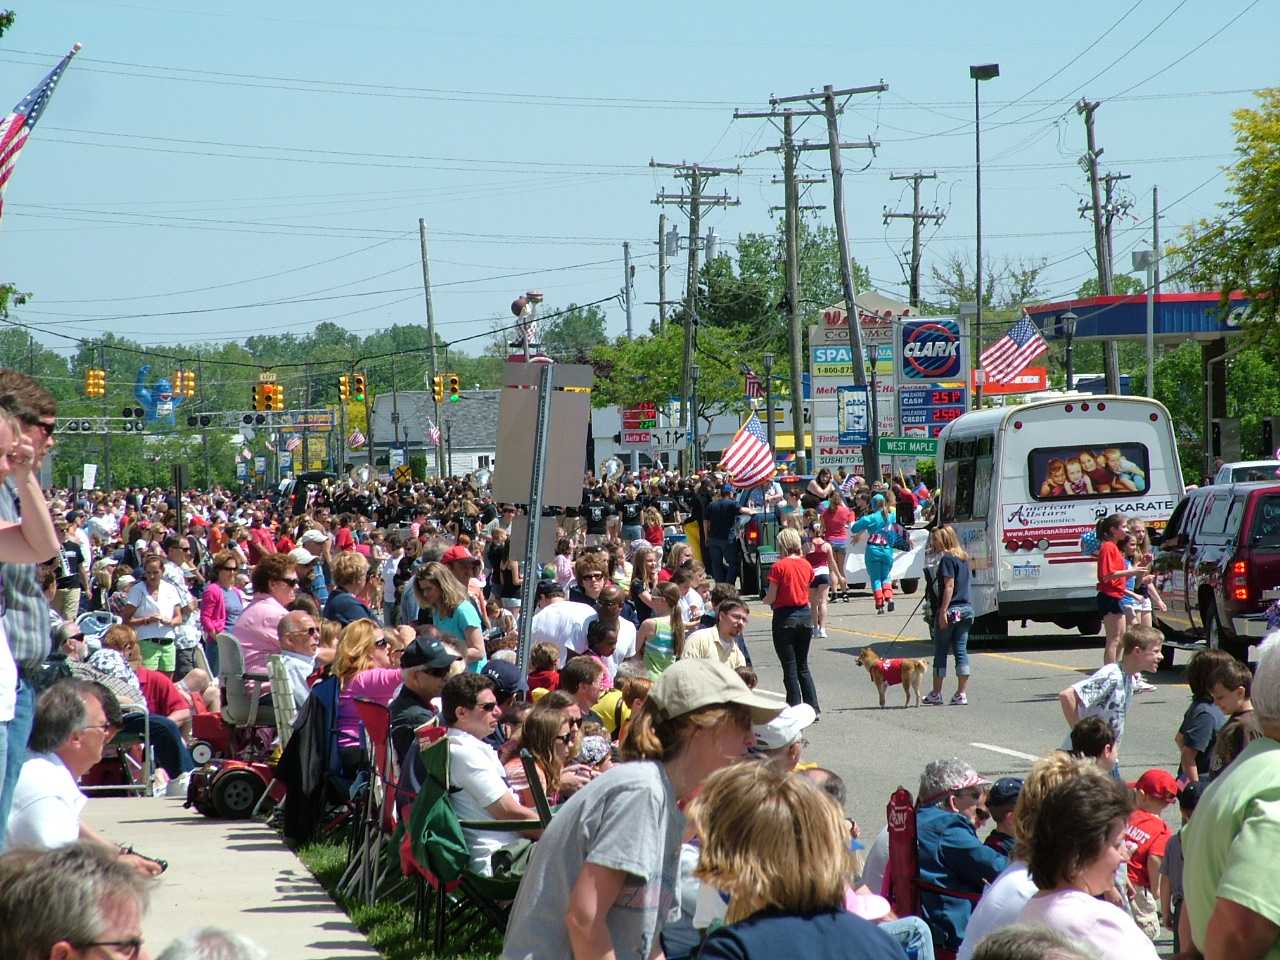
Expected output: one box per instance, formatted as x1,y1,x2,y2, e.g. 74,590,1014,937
933,395,1184,637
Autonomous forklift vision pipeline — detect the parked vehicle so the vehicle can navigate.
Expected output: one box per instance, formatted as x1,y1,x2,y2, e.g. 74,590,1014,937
735,475,810,596
934,395,1183,638
1214,460,1280,484
1152,481,1280,662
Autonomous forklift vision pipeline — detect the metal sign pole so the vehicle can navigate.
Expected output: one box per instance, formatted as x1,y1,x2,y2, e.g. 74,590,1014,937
516,362,555,677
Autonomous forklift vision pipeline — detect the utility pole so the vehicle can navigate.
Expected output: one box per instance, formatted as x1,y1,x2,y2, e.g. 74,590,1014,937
651,161,740,472
99,341,110,489
883,171,944,308
622,241,635,340
735,107,827,474
1152,185,1161,296
656,213,667,330
200,352,211,486
301,361,311,477
764,83,887,481
419,218,444,478
1077,99,1125,393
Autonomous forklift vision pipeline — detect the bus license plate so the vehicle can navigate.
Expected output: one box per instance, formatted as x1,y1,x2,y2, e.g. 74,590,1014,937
1012,564,1040,580
760,551,779,565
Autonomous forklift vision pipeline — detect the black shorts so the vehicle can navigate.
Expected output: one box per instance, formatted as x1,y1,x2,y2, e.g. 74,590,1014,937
1096,593,1125,617
811,573,831,587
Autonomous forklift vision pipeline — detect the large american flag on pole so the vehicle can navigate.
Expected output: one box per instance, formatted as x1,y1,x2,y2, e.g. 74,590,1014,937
721,413,775,489
0,44,81,225
427,419,442,447
979,314,1049,384
347,428,366,449
284,435,302,452
743,368,764,399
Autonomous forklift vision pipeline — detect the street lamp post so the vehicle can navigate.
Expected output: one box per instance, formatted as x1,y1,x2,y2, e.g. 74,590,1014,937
1060,310,1079,391
763,352,775,453
1132,250,1157,396
970,62,999,410
690,363,701,472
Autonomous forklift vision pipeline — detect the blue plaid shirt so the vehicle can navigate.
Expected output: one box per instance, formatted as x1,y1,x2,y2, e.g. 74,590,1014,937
0,479,53,672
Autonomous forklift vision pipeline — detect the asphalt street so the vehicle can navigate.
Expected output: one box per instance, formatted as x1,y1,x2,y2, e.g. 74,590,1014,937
741,586,1190,841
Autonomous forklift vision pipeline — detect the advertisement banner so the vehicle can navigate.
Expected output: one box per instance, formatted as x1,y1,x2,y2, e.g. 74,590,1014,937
974,366,1047,395
837,385,869,447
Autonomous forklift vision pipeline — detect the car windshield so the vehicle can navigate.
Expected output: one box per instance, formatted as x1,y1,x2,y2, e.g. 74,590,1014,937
1232,463,1280,482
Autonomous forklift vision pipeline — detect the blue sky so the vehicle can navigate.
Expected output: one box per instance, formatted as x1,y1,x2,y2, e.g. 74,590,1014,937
2,0,1275,360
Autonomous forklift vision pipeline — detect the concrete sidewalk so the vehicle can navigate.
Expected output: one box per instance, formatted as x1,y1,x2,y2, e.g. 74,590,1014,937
88,795,380,960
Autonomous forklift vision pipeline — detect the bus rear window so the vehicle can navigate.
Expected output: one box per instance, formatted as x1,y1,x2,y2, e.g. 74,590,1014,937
1028,443,1150,501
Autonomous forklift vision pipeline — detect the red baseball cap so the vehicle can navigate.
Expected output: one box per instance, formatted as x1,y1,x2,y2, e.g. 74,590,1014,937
441,545,480,566
1132,769,1178,802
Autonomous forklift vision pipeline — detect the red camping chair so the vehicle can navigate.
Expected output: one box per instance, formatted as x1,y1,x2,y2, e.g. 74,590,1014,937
883,787,982,960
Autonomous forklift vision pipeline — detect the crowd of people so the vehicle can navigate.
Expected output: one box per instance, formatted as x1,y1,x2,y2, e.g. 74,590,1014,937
0,363,1275,960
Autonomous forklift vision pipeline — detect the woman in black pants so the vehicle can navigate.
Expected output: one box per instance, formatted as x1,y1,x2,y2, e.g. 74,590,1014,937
761,528,818,712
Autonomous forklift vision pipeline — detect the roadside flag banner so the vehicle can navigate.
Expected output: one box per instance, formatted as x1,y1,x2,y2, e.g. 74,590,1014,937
284,435,301,452
427,420,442,447
721,413,775,489
0,44,81,224
347,428,366,449
978,314,1049,384
744,368,764,399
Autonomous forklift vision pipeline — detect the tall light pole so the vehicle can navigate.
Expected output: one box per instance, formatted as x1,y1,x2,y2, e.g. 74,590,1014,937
970,62,999,410
1060,310,1079,391
763,352,775,454
690,363,701,472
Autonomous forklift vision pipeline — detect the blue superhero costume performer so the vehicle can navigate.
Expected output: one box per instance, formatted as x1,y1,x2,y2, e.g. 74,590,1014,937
850,493,896,614
135,364,182,427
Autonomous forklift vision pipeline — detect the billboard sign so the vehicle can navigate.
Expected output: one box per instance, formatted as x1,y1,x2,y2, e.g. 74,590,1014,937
899,318,963,381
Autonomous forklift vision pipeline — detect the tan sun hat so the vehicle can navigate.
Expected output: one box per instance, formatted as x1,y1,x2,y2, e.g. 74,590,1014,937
647,659,784,726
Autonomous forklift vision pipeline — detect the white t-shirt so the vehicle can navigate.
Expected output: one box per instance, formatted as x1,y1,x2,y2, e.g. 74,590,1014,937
125,579,183,641
0,621,14,723
530,600,596,666
580,614,638,675
3,752,86,852
1016,888,1158,959
447,728,518,875
957,860,1038,960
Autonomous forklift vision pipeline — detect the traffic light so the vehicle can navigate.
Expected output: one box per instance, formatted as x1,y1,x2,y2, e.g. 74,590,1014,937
446,373,460,402
261,383,284,411
352,373,366,402
251,385,261,411
339,375,350,403
171,371,185,397
432,375,444,403
83,368,106,397
121,407,145,432
183,370,196,398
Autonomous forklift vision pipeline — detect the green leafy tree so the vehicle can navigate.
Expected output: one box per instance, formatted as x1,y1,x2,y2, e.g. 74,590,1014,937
1177,89,1280,354
1075,273,1145,299
540,303,607,361
929,253,1048,316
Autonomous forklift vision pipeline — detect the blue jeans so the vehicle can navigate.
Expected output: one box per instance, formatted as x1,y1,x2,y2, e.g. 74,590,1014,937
0,677,36,848
879,916,935,960
705,538,738,585
121,713,195,779
931,610,972,678
771,609,819,710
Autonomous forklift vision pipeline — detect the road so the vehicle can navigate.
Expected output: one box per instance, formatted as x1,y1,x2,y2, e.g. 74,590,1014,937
740,586,1190,841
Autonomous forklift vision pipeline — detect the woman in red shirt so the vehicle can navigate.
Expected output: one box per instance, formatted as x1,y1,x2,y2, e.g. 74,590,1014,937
820,489,853,601
762,527,818,712
1096,513,1146,664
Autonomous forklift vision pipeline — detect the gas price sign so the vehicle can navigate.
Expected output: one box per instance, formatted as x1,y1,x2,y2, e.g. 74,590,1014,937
898,384,968,438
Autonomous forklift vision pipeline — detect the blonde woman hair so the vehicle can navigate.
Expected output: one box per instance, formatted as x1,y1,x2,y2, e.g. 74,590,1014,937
642,506,663,528
690,761,852,924
333,618,382,687
652,581,685,659
102,624,142,670
331,550,370,591
775,527,803,557
929,524,969,561
414,561,469,616
1011,752,1094,862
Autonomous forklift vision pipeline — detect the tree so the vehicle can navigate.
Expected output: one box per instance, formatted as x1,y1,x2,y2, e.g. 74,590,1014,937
928,253,1048,314
1075,273,1145,299
539,302,607,361
1177,89,1280,354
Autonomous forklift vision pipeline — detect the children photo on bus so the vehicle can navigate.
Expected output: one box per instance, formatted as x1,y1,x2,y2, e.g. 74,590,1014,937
1031,444,1150,501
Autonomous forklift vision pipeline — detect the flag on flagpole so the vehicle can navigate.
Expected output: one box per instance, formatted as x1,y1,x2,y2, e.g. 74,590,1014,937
263,437,276,452
347,428,366,449
744,368,764,399
978,314,1049,384
721,413,775,489
285,435,302,452
427,420,442,448
0,44,81,225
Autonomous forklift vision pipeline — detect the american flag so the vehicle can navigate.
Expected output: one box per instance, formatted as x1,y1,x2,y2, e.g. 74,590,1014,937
285,435,302,452
427,419,442,447
979,314,1049,384
347,428,366,449
0,45,81,225
721,413,775,489
744,368,764,399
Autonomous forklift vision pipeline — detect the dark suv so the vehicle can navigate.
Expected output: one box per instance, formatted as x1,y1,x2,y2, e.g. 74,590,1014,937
735,475,811,596
1152,481,1280,662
